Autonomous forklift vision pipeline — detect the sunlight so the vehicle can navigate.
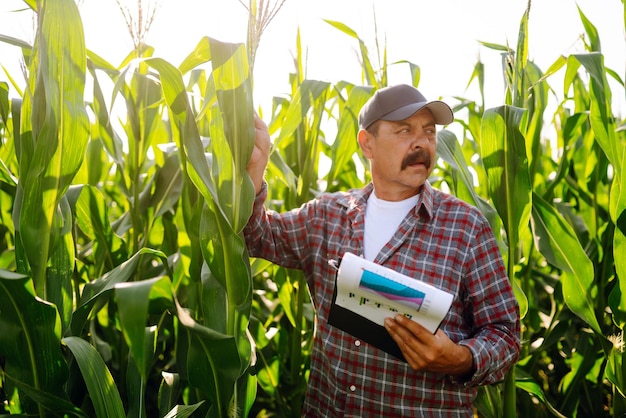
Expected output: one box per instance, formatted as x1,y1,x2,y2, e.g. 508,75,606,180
1,0,622,115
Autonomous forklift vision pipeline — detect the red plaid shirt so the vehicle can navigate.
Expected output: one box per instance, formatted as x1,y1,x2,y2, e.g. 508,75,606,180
244,181,520,417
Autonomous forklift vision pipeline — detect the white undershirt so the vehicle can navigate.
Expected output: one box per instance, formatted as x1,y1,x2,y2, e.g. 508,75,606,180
363,192,419,261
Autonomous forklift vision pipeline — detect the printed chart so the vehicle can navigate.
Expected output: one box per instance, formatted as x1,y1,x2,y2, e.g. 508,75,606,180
334,252,453,334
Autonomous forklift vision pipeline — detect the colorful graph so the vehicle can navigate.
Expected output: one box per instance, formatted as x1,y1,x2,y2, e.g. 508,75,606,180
358,268,425,311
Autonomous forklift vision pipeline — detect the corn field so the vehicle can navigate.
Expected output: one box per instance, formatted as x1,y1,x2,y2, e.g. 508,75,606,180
0,0,624,417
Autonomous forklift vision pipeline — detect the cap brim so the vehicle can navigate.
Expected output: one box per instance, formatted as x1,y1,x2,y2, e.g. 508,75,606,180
382,101,454,125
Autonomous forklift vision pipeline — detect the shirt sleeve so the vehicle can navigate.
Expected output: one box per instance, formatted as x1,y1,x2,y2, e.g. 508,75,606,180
454,219,521,387
243,181,313,271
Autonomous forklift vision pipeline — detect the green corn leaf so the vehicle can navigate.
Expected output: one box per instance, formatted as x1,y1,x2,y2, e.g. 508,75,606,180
274,267,297,327
608,149,626,327
512,7,529,107
62,336,125,418
0,81,9,127
178,36,212,76
531,193,601,334
115,276,174,380
200,201,252,326
175,299,242,418
152,152,184,219
144,57,222,222
46,195,74,331
1,372,87,418
125,325,157,418
66,185,127,274
87,61,125,167
86,49,119,73
158,372,183,416
208,37,256,232
515,372,568,418
274,80,330,151
480,105,532,254
326,84,371,190
70,248,168,336
577,6,601,52
563,54,619,171
199,263,228,333
323,20,377,87
575,51,626,331
437,129,500,230
163,402,206,418
0,269,68,416
16,0,89,294
606,342,626,398
565,52,626,328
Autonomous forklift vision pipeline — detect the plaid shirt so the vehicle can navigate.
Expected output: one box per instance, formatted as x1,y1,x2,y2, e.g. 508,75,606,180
244,181,520,417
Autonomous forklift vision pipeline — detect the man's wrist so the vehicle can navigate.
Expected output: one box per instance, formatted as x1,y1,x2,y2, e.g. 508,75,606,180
451,345,474,378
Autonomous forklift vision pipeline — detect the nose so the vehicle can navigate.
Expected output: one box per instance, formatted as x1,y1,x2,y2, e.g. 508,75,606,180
410,129,428,149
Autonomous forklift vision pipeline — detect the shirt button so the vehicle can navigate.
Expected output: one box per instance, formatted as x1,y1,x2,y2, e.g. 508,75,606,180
355,340,361,347
349,385,356,392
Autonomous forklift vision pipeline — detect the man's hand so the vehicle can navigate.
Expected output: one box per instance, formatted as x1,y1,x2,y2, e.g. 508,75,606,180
247,113,271,195
384,314,474,378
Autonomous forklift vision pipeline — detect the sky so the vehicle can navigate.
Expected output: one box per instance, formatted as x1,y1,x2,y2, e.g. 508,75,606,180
0,0,624,116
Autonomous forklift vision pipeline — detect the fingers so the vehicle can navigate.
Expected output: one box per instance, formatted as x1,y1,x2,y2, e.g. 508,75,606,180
384,315,474,376
247,113,271,194
384,315,431,370
253,114,271,153
253,112,265,128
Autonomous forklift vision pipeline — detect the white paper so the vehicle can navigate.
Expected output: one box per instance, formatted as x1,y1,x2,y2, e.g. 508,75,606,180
335,252,454,333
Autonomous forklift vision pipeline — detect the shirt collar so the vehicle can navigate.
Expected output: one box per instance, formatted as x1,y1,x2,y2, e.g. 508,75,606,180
337,181,434,220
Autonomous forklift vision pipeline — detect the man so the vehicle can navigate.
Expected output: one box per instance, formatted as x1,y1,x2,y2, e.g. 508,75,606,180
244,84,520,417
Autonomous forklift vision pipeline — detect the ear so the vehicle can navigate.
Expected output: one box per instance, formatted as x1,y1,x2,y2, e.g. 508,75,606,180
357,129,374,159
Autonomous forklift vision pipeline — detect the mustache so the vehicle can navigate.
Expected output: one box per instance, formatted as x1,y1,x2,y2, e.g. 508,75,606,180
401,148,431,170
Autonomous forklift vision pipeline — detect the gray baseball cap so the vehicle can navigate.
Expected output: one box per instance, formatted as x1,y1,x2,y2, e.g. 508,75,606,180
358,84,454,129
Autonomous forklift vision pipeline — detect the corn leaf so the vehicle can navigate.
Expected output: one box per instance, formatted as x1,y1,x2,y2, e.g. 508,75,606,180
480,105,532,253
566,52,626,327
326,84,371,189
125,325,157,418
0,269,68,416
46,195,74,331
66,185,127,274
158,372,183,416
437,129,500,231
70,248,168,336
208,37,256,232
324,20,378,87
163,402,206,418
608,146,626,327
144,57,221,218
200,201,252,312
152,151,184,219
178,36,212,76
16,0,89,293
531,192,601,334
1,373,87,418
515,372,568,418
175,299,241,418
63,336,125,418
116,276,174,380
512,7,529,107
87,61,125,167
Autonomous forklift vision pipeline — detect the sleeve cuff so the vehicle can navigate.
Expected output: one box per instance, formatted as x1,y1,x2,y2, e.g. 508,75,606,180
448,341,484,387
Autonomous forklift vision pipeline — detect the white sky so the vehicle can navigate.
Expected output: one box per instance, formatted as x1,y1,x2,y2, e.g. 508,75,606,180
0,0,624,115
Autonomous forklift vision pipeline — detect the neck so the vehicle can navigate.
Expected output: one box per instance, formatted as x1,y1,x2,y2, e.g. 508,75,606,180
372,184,423,202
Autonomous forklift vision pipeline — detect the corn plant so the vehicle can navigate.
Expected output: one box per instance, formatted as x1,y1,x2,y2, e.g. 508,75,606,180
1,0,259,416
444,5,624,418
